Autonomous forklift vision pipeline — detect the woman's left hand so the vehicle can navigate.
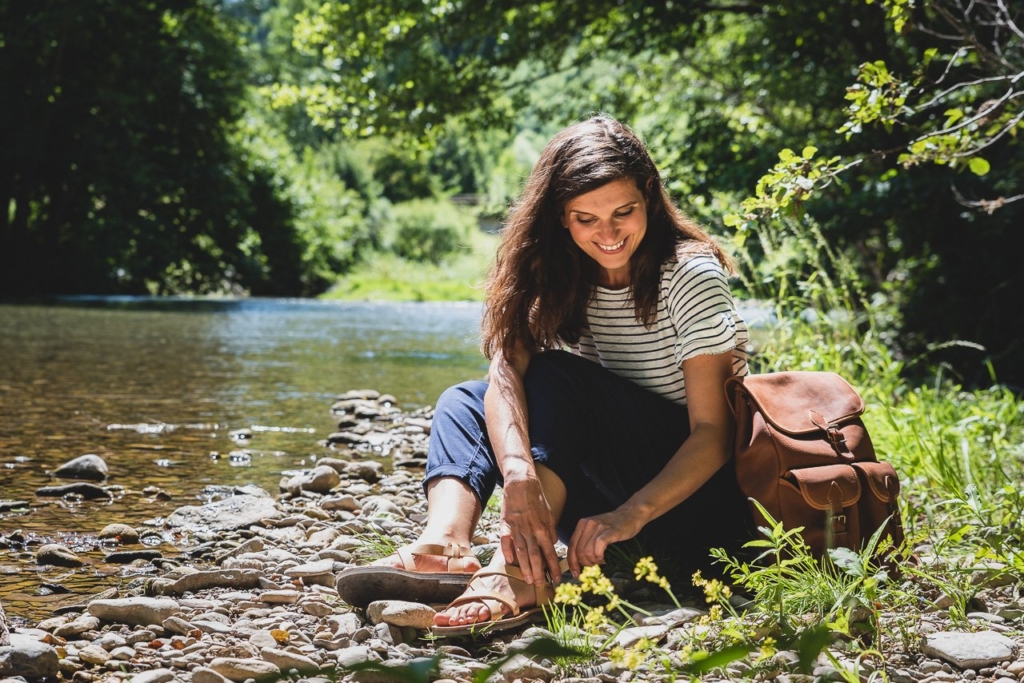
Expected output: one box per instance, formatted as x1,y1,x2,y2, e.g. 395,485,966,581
567,505,647,576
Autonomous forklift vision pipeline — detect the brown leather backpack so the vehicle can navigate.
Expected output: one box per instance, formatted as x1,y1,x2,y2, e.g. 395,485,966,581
726,371,904,558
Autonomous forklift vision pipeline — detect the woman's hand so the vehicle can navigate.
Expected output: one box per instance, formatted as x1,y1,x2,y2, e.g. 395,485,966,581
499,471,562,587
566,505,648,576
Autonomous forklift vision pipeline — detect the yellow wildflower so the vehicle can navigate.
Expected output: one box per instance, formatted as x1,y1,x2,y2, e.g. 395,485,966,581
691,570,707,587
703,578,732,604
758,636,778,660
554,581,583,606
583,604,608,633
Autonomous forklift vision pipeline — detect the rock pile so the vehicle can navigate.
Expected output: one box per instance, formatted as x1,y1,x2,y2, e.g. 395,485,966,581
2,390,1023,682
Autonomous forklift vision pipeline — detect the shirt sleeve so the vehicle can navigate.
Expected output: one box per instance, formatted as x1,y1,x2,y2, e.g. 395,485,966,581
665,256,746,366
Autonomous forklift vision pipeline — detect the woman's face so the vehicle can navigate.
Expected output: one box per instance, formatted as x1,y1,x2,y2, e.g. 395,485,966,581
563,177,647,289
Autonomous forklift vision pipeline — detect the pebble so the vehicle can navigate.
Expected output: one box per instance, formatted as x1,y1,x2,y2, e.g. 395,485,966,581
209,657,281,682
366,600,436,629
88,597,181,626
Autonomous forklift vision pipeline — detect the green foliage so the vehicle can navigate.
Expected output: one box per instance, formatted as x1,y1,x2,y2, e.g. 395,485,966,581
386,200,472,265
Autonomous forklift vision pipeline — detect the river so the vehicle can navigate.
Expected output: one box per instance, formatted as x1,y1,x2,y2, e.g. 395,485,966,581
0,298,486,624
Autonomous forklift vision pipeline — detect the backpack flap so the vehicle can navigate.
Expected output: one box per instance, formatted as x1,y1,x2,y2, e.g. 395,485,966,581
782,464,862,552
785,465,862,511
727,372,865,437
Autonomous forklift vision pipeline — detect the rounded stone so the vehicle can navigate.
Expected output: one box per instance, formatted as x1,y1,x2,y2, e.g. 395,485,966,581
98,523,140,544
36,544,84,567
52,454,109,481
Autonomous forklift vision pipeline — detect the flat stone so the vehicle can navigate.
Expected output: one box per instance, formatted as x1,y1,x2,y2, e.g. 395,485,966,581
334,645,380,668
284,559,335,577
611,623,672,648
104,549,162,564
209,657,281,682
156,569,262,595
53,454,109,481
166,494,281,532
260,647,320,674
259,590,300,604
191,667,232,683
921,631,1017,670
88,597,181,626
129,669,177,683
35,483,111,499
366,600,435,629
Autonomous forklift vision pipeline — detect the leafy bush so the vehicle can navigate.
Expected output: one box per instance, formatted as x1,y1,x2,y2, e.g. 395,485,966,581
386,199,473,265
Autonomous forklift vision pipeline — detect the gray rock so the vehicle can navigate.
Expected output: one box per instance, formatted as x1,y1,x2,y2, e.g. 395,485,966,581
496,653,555,682
0,633,60,678
105,549,162,564
190,667,232,683
334,645,381,668
129,668,177,683
53,614,101,638
78,644,111,665
366,600,436,629
154,569,262,596
259,647,320,674
359,496,404,518
36,543,84,567
98,523,140,544
89,597,181,626
611,623,672,648
282,465,340,494
53,453,109,481
921,631,1018,670
166,494,281,532
34,482,111,499
209,657,281,682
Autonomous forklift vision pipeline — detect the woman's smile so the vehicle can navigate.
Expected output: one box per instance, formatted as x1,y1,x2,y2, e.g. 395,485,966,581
563,178,648,288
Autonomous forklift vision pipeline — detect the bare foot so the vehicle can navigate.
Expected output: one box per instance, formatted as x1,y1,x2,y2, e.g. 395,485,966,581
433,556,549,628
372,539,481,575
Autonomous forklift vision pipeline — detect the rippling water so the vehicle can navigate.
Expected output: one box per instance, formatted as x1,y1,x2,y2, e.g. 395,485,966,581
0,297,486,623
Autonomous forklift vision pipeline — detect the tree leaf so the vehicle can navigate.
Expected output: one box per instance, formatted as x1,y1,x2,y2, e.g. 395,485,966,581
968,157,991,176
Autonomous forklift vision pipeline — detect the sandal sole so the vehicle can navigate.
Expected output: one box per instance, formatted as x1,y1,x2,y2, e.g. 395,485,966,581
335,566,473,608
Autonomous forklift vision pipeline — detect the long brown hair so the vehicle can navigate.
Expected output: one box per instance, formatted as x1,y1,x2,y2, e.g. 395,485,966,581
481,115,730,361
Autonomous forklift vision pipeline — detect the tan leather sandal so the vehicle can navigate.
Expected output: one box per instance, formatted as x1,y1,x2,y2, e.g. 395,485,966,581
335,542,478,608
430,563,554,637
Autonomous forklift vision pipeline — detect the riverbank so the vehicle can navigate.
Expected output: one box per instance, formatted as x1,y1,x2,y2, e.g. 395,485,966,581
3,389,1024,682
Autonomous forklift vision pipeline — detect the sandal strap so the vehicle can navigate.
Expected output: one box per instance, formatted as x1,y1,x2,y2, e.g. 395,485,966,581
445,588,520,617
462,566,553,611
401,542,475,572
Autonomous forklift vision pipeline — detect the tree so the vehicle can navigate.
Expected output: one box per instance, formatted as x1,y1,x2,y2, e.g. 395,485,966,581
0,0,304,295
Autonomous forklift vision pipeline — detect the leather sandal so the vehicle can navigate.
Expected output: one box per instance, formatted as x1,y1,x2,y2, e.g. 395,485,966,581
430,563,553,637
335,542,478,608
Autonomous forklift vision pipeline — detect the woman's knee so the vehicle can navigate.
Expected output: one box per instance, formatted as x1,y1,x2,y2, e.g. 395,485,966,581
433,380,488,421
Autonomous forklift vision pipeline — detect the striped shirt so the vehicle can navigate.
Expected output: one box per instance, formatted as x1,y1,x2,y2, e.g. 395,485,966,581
571,254,749,405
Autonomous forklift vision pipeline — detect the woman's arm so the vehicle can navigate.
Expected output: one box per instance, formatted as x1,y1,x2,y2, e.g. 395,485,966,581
484,346,563,588
567,350,736,575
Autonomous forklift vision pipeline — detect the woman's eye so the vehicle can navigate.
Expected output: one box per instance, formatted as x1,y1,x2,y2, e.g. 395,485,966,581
615,208,634,218
577,217,596,225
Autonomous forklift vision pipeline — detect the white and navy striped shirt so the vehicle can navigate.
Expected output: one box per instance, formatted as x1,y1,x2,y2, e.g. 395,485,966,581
571,254,749,405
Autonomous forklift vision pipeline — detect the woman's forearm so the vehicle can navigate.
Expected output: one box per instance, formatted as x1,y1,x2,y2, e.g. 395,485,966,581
483,350,536,482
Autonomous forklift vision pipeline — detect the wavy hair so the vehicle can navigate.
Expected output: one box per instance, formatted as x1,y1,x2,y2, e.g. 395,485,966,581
481,115,730,361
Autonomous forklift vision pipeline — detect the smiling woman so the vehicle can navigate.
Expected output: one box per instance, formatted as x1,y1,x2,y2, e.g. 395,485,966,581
563,178,648,289
334,115,755,637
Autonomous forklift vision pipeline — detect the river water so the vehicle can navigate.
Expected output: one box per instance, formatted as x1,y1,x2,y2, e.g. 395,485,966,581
0,298,486,623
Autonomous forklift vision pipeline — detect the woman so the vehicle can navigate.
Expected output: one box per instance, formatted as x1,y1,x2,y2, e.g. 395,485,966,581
336,115,753,635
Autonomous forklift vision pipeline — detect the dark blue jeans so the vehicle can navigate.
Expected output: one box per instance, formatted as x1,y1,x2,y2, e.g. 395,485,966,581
425,350,754,574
